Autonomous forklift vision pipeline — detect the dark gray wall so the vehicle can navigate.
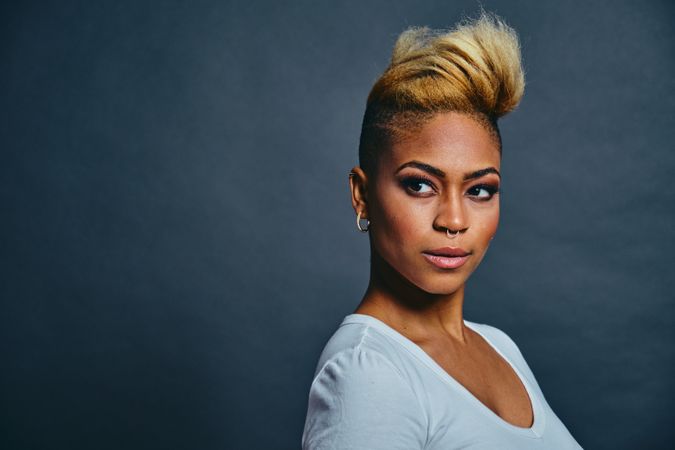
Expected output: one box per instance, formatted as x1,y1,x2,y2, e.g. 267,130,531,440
2,1,673,449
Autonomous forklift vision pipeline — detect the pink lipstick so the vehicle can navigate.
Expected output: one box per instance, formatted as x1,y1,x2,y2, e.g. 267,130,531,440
422,246,471,269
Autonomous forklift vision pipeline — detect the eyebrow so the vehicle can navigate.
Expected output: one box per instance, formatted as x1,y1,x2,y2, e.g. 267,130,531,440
395,160,501,181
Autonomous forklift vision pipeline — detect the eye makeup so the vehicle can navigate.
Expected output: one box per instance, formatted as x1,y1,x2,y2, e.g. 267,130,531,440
400,175,436,195
467,183,500,200
398,174,500,201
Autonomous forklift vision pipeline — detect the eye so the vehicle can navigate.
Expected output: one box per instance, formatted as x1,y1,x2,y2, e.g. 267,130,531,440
401,176,435,195
468,184,500,200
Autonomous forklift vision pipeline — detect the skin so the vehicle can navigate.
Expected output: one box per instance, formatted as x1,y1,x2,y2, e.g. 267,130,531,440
348,111,534,428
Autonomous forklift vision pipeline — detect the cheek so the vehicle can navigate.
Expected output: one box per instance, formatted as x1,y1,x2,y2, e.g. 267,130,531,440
371,189,428,250
472,201,500,243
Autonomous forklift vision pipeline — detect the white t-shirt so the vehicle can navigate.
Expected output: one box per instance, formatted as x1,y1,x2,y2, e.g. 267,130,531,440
302,313,583,449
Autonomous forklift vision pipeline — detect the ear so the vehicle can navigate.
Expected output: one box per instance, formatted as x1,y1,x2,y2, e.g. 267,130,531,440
348,166,369,219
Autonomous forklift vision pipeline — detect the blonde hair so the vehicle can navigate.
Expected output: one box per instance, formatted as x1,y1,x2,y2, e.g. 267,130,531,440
358,10,525,175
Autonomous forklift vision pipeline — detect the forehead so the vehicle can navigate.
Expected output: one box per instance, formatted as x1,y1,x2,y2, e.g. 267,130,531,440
383,112,501,176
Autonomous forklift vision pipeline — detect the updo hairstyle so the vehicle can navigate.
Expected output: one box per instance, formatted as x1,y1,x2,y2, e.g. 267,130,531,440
358,11,526,177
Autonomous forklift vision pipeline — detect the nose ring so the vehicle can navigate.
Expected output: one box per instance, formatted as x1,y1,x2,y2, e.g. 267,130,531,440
446,229,459,239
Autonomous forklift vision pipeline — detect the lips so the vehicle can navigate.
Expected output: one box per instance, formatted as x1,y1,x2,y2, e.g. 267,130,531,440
422,247,471,269
425,246,470,257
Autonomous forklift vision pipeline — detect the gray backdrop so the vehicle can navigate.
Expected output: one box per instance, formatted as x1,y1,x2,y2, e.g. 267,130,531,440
2,1,674,449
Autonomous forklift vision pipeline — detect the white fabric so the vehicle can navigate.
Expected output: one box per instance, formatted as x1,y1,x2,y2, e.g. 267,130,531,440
302,313,583,449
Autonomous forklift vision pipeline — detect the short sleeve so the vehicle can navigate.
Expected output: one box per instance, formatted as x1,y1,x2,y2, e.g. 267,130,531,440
301,347,428,450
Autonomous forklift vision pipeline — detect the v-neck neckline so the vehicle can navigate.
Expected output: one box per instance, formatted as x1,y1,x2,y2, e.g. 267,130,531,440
341,313,546,438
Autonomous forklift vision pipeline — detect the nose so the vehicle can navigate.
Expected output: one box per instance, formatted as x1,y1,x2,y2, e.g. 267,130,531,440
433,191,469,234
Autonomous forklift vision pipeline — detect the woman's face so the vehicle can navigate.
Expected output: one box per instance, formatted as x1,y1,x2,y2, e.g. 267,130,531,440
358,112,501,295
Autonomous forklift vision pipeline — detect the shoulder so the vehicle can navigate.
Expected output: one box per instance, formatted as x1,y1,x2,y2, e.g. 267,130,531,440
309,315,419,407
303,345,428,449
466,320,521,352
467,321,530,364
311,345,409,395
467,320,539,385
311,319,406,379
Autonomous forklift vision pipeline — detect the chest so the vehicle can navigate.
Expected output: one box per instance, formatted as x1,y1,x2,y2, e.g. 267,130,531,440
419,335,534,428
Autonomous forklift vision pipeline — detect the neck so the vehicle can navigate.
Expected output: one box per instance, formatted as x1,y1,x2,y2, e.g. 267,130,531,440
353,248,468,343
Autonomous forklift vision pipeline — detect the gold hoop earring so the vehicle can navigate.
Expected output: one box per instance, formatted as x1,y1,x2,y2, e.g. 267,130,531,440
356,211,370,233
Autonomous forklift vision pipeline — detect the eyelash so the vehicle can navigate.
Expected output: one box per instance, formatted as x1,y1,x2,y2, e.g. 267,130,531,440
401,176,500,201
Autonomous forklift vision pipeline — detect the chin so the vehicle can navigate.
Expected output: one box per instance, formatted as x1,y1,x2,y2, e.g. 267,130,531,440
404,269,468,296
418,279,466,295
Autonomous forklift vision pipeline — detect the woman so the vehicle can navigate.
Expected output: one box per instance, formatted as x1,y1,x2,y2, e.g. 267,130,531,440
302,11,583,450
